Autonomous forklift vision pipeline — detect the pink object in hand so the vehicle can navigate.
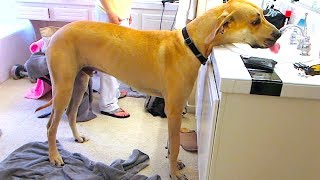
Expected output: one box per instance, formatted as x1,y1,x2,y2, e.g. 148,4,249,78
269,43,280,54
29,39,44,53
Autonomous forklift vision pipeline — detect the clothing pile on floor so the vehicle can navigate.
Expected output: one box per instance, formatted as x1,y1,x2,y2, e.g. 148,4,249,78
0,141,160,180
119,83,146,98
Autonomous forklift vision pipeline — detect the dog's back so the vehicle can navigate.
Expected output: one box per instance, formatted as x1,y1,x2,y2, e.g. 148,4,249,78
47,21,197,96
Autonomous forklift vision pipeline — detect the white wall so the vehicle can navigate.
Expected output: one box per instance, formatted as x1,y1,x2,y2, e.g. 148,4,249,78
0,0,16,23
285,2,320,59
197,0,264,16
0,0,35,84
253,0,320,58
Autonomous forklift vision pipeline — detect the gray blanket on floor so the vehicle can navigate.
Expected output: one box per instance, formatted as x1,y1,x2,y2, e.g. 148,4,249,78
119,84,146,98
0,141,160,180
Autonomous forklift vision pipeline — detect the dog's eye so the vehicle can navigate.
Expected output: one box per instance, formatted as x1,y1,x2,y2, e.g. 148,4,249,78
251,18,261,26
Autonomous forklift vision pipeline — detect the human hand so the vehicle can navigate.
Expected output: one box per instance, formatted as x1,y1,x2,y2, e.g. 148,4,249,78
108,12,121,25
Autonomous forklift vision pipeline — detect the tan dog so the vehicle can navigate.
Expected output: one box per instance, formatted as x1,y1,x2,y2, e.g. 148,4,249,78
45,0,280,179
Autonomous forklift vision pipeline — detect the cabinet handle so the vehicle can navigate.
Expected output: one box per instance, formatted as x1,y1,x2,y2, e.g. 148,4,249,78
48,9,50,18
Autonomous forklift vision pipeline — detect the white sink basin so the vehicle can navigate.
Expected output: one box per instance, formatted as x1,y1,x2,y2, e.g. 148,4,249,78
224,34,318,64
221,34,320,86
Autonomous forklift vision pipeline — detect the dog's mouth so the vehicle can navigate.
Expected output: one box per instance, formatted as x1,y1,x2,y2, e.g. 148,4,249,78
264,38,277,48
250,44,261,48
250,38,277,49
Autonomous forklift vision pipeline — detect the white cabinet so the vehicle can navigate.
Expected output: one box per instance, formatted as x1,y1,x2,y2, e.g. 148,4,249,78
131,3,178,30
129,12,141,30
197,50,320,180
197,61,219,180
16,6,50,21
51,8,90,22
15,1,178,30
16,0,95,22
141,14,175,30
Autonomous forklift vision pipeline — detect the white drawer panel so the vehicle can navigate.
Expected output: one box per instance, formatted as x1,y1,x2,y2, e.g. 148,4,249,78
129,12,140,29
52,8,89,22
141,14,174,30
16,6,49,21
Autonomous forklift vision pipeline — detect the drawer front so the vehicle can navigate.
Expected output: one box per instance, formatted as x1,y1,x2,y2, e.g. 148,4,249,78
16,6,50,21
52,8,90,22
129,12,140,30
141,14,174,30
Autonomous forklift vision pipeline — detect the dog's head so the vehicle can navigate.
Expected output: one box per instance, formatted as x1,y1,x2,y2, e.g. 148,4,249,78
206,0,281,48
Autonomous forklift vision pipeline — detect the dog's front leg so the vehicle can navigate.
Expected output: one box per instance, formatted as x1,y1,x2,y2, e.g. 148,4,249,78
47,110,64,166
47,88,73,166
165,99,188,180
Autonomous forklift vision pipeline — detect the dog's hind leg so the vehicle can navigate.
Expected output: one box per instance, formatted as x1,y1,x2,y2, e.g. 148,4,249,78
165,95,188,180
66,70,91,143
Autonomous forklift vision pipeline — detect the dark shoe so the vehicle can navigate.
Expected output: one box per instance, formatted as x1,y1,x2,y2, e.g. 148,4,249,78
101,108,130,118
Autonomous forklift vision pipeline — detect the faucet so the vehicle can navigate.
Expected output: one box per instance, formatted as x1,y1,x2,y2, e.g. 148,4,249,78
279,14,311,56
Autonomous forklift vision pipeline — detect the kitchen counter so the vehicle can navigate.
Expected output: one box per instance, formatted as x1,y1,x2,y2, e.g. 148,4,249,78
212,41,320,99
196,42,320,180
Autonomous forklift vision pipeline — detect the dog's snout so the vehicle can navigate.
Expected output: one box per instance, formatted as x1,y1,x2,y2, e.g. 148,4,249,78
271,30,281,40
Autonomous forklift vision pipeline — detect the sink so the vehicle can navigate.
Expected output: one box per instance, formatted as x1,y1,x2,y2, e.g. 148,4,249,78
225,33,318,64
222,34,320,85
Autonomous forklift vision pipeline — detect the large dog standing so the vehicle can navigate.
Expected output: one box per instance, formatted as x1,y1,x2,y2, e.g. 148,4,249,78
45,0,280,179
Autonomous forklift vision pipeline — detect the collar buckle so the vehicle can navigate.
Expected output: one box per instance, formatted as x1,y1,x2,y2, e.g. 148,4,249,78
185,37,192,46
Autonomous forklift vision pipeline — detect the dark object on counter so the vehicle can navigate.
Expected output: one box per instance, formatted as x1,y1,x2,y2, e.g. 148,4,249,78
240,55,282,96
248,70,283,96
240,55,277,73
263,8,286,29
293,62,320,76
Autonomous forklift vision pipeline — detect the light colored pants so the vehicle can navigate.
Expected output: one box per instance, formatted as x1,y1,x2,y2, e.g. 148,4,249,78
95,6,130,112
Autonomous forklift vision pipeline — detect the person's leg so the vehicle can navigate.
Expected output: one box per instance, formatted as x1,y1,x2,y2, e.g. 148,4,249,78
99,72,120,112
95,6,130,118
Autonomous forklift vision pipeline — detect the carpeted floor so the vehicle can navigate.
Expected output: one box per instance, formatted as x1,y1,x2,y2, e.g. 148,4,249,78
0,78,198,179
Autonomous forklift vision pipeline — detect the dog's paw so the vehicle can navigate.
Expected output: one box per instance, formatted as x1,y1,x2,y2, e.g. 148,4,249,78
74,136,89,143
49,153,64,167
177,160,186,170
170,173,188,180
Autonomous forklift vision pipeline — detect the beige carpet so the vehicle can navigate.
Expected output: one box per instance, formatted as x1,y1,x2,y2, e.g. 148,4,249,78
0,78,198,179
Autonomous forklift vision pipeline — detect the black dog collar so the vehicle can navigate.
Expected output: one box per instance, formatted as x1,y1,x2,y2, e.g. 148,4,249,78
182,27,207,65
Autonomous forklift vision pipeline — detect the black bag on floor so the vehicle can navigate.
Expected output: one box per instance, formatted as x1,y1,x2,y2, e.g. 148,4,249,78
144,96,166,118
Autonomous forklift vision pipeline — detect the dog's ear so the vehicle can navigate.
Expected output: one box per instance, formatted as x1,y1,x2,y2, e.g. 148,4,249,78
205,11,234,44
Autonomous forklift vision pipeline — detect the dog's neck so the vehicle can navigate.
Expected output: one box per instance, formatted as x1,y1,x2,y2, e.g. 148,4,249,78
186,5,230,57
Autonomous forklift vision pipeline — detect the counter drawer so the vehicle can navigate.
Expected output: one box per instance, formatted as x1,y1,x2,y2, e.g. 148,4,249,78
51,8,90,22
16,6,50,21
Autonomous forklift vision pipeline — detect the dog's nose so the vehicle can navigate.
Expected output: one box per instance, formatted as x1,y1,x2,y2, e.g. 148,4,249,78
272,30,281,39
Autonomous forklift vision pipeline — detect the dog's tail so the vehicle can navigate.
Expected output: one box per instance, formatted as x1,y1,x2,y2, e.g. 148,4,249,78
35,99,52,112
